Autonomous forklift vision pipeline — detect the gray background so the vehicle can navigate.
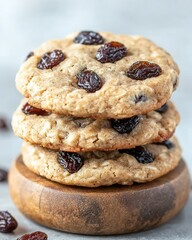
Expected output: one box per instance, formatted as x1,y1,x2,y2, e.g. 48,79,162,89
0,0,191,239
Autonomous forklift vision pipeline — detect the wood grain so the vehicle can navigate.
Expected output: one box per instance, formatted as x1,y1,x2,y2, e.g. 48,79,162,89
9,156,190,235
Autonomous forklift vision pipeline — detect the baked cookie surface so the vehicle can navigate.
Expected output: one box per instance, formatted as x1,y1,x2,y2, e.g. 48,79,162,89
16,31,179,119
12,100,179,151
22,137,181,187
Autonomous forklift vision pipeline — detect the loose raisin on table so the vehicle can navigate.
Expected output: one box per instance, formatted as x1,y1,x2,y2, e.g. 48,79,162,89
74,31,104,45
25,51,34,61
37,50,65,69
0,118,8,130
96,41,127,63
17,231,48,240
0,211,18,233
111,116,140,134
76,69,102,92
127,61,162,80
155,140,174,149
155,103,168,114
119,147,154,164
0,169,8,182
58,151,84,173
22,103,49,116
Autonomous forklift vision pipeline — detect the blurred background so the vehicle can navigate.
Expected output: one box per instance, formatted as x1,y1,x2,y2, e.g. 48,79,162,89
0,1,192,239
0,0,191,172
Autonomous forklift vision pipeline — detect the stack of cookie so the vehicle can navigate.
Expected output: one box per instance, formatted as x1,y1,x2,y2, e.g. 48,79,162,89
12,31,181,188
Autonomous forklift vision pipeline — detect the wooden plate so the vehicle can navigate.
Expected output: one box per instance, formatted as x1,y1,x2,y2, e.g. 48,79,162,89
9,156,190,235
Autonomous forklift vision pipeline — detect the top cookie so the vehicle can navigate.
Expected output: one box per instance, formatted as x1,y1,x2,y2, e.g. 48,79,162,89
16,31,179,119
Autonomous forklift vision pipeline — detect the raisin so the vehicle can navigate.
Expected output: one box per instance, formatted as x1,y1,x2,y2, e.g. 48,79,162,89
74,31,104,45
37,50,65,69
25,52,34,61
134,94,147,104
173,78,178,90
0,211,18,233
120,147,154,164
58,151,84,173
0,169,8,182
155,103,168,114
17,231,48,240
127,61,162,80
96,41,127,63
0,118,8,129
111,116,140,134
22,103,49,116
76,69,102,93
155,140,174,149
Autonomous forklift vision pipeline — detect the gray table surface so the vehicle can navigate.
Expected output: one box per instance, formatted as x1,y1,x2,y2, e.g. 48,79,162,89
0,0,192,239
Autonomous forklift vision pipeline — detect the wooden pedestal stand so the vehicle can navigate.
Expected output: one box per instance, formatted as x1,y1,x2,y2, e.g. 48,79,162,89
9,156,190,235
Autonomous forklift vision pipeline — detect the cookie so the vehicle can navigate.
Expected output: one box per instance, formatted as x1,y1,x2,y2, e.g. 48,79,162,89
22,136,181,187
12,100,179,151
16,31,179,119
